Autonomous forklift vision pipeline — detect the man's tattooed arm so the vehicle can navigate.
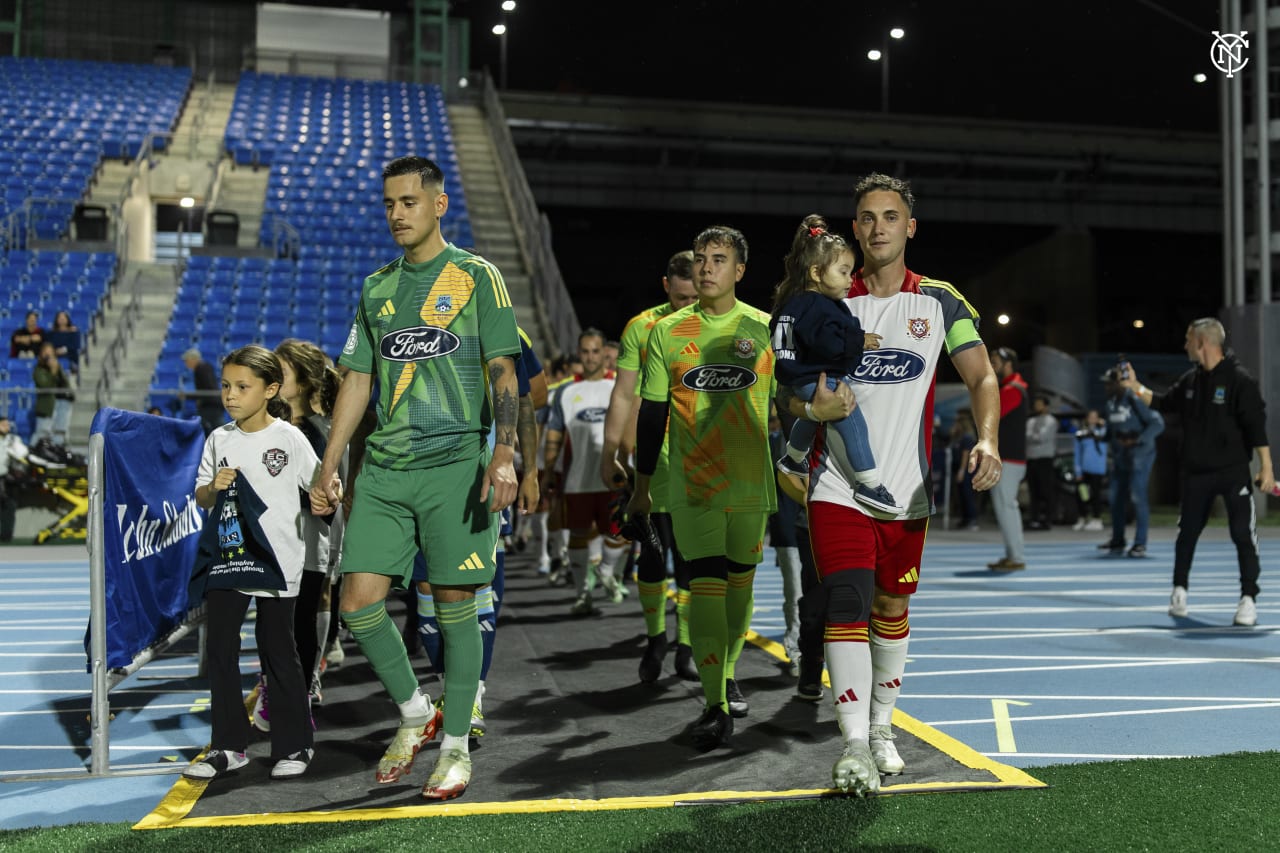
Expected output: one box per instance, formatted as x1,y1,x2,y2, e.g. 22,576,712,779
489,357,518,448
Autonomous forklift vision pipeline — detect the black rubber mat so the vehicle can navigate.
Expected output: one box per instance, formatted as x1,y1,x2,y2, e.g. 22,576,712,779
144,553,1042,828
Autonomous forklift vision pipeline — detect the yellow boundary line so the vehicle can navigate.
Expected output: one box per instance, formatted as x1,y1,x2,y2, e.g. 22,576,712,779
138,630,1043,830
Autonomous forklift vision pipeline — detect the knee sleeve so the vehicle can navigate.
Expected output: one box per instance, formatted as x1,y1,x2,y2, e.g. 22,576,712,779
687,555,729,582
826,569,874,624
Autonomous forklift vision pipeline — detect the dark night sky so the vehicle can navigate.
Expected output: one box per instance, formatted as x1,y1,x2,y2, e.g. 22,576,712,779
453,0,1228,360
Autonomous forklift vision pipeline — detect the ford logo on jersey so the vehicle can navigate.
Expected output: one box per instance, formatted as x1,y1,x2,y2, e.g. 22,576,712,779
853,349,926,384
681,364,757,392
575,407,608,423
379,327,461,362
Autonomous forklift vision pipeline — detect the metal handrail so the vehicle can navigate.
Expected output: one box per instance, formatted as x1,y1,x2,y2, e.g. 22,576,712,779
262,214,302,259
93,269,144,411
480,71,579,360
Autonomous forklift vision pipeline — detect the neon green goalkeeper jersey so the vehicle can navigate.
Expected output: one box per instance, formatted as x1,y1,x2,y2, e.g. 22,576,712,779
640,298,777,513
339,245,520,470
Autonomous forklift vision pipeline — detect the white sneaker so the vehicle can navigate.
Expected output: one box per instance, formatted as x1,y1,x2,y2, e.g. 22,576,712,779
1234,595,1258,627
868,724,905,775
1071,518,1086,531
183,749,248,779
1084,518,1104,532
270,748,314,779
1169,586,1188,618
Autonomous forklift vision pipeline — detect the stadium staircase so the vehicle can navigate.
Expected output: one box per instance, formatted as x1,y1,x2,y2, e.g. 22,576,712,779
448,103,549,359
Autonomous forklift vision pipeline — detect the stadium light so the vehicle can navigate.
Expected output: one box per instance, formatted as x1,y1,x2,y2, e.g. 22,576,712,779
997,313,1011,326
494,1,516,90
179,197,195,208
866,28,906,112
1193,72,1208,83
1132,319,1145,329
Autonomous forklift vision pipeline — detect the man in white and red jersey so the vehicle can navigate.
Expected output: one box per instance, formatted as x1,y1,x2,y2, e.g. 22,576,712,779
790,173,1003,796
543,328,630,615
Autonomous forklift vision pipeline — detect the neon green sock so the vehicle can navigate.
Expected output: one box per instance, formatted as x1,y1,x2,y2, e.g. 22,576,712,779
724,567,755,681
675,587,691,645
638,580,667,637
688,577,728,711
343,601,418,704
435,597,481,738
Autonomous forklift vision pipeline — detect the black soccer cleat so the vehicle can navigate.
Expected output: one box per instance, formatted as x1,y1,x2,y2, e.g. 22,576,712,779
690,705,734,751
638,633,668,684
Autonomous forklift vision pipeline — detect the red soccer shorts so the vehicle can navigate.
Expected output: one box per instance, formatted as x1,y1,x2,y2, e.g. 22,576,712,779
807,501,929,595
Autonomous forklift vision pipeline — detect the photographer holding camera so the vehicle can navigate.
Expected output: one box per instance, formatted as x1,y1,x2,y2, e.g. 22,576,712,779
1098,363,1164,558
31,341,74,450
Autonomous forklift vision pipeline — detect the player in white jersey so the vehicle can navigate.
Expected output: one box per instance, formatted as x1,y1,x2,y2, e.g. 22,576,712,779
543,328,630,614
787,174,1003,796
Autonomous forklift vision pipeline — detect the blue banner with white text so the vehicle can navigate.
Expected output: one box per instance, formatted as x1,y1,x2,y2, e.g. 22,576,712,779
87,408,206,669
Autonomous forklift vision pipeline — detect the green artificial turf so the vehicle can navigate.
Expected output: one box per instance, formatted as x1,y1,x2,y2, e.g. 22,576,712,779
2,752,1277,852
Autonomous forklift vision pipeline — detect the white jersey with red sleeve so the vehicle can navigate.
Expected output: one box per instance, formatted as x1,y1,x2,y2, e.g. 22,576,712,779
546,373,616,494
808,269,984,520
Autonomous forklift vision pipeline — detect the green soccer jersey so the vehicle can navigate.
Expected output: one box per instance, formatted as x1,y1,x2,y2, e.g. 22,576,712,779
620,302,678,512
339,245,520,471
640,298,777,513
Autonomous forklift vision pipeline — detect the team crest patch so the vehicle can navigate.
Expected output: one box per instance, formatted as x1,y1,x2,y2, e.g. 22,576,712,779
907,318,931,340
261,448,289,477
435,294,453,313
734,337,755,358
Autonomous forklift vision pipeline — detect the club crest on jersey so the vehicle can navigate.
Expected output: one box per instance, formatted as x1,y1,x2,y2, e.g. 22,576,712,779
261,448,288,477
907,317,931,340
733,337,755,359
575,407,608,423
379,326,461,362
435,294,453,313
680,364,757,392
343,323,359,355
853,349,927,384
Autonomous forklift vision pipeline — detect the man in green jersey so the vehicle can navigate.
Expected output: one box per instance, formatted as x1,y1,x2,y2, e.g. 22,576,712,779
601,250,699,683
628,226,777,750
311,155,520,800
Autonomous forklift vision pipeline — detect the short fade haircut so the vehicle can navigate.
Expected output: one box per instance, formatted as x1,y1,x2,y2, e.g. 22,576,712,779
993,346,1018,368
666,249,694,281
854,172,916,215
578,326,606,347
383,155,445,192
1189,317,1226,347
694,225,749,265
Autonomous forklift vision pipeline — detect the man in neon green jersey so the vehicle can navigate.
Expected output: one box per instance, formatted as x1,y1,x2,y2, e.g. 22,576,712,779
628,226,776,749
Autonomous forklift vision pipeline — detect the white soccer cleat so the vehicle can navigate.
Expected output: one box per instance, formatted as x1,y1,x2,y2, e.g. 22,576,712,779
832,739,880,796
868,724,905,775
1168,586,1188,618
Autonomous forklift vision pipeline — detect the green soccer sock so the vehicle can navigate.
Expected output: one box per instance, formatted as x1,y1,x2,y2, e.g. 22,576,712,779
688,577,729,711
343,601,419,705
435,597,482,738
638,580,667,637
676,587,691,645
724,567,756,681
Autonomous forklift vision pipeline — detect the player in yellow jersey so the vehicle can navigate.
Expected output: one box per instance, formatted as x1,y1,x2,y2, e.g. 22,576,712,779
601,250,699,683
629,226,776,750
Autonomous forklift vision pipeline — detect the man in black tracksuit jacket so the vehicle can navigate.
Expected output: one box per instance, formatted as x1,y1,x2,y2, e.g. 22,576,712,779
1122,318,1275,626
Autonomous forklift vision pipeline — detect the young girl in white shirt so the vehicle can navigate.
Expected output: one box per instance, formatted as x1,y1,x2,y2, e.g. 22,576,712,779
185,345,334,780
